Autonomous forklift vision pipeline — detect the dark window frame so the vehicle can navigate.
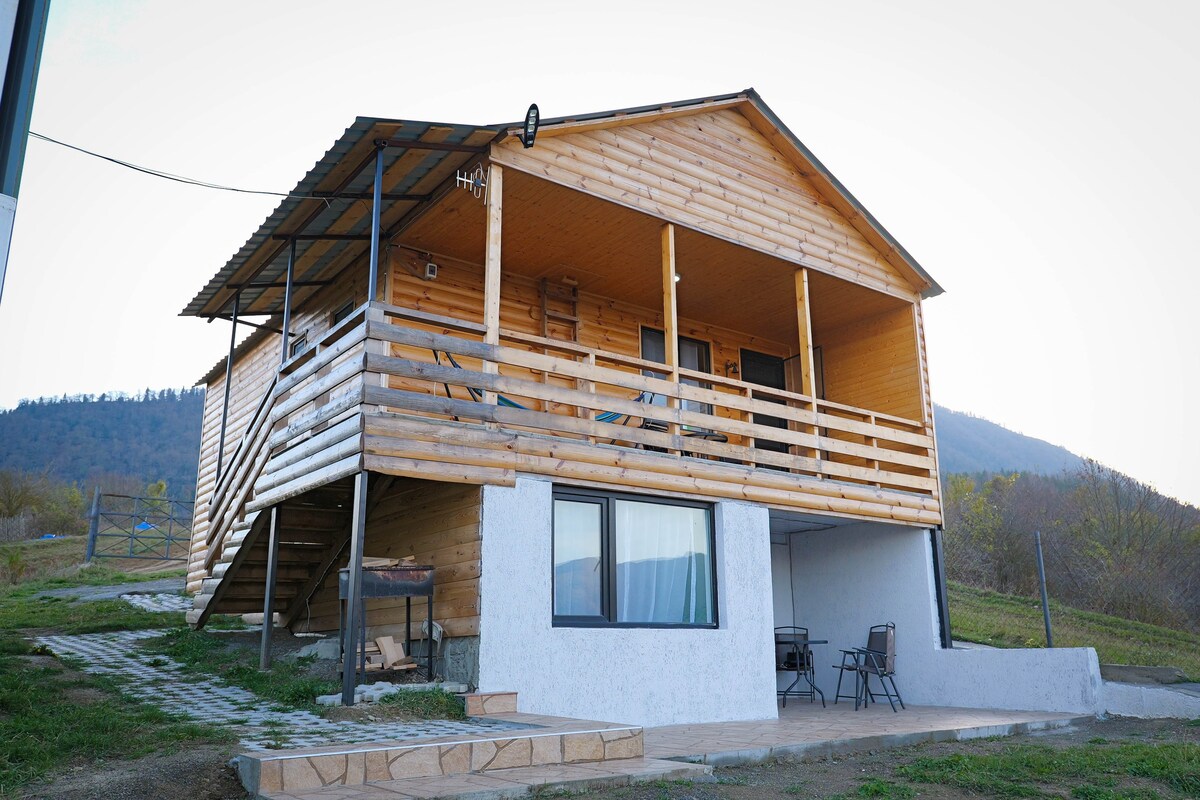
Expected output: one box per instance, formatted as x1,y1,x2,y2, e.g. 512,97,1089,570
331,301,355,326
639,326,714,417
551,486,719,630
288,333,309,359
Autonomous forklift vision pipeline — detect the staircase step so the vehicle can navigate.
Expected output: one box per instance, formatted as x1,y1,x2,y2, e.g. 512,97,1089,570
462,691,518,716
260,757,709,800
241,720,645,796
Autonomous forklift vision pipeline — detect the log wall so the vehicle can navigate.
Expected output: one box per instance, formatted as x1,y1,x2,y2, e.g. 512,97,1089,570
490,106,919,303
295,479,483,638
818,305,921,422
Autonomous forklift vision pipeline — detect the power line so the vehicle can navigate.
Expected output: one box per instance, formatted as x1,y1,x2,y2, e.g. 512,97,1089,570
29,131,334,202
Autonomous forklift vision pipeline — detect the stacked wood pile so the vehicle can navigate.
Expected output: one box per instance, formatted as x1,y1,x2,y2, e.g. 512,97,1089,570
348,635,417,673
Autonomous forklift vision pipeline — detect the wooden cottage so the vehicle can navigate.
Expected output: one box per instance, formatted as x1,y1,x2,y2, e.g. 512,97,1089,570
183,90,953,725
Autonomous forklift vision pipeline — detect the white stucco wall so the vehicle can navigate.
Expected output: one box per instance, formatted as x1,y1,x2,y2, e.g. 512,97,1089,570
477,476,778,727
779,523,1102,714
1102,681,1200,719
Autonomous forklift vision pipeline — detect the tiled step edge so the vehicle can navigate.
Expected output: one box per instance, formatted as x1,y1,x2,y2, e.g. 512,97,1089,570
261,757,712,800
242,725,643,796
462,691,518,716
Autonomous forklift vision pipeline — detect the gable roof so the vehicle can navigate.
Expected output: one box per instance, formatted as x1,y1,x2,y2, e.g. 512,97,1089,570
182,90,941,320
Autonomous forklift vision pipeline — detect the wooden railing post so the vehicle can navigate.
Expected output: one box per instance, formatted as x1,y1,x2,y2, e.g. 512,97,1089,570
794,268,820,462
661,223,680,453
481,163,503,414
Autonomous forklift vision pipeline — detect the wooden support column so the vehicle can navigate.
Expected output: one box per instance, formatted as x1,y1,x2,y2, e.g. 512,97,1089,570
341,470,369,706
258,505,280,670
481,164,503,409
280,240,295,365
215,290,240,484
662,223,680,451
794,268,820,460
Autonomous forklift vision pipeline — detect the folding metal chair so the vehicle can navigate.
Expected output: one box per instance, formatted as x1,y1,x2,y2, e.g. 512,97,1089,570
856,622,904,712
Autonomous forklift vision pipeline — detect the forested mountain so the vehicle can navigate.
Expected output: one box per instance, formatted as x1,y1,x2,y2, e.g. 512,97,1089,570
0,389,204,499
934,406,1083,475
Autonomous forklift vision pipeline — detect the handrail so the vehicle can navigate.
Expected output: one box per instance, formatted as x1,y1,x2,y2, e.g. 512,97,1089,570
210,374,277,510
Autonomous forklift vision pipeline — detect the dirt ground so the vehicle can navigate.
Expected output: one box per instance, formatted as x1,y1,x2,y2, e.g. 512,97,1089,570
13,745,244,800
13,715,1197,800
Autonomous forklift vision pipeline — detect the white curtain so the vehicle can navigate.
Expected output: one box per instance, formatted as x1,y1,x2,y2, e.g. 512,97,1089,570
614,501,713,624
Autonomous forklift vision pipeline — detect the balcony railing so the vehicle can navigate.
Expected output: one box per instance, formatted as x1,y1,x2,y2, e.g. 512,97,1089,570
209,301,941,566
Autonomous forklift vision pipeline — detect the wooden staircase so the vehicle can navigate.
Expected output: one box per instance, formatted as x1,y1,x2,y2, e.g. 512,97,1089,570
188,308,376,628
187,483,355,626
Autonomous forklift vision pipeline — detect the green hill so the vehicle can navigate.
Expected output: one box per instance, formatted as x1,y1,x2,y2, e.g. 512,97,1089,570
935,405,1083,476
0,389,204,500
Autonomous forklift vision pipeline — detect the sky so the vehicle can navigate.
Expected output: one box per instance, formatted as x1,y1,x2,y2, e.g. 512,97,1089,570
0,0,1196,506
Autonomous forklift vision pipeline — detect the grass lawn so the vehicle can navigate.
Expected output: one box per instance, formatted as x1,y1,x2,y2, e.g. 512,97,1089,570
899,739,1200,798
0,534,185,585
0,558,229,795
950,582,1200,681
143,627,340,712
0,642,232,794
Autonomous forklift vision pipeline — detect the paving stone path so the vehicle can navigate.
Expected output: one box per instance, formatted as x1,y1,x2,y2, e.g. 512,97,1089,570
35,630,519,750
119,592,195,612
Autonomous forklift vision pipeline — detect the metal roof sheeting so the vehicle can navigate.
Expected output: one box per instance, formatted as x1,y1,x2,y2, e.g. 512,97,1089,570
183,90,941,323
181,117,500,318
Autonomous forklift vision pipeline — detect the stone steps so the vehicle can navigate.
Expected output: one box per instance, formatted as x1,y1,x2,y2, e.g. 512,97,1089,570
239,712,649,797
462,691,518,716
261,756,710,800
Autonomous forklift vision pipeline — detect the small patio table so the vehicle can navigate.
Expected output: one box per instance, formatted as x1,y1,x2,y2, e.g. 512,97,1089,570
775,631,827,708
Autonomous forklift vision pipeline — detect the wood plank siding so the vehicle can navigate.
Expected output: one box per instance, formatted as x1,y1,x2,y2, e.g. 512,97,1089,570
294,480,482,638
490,107,919,303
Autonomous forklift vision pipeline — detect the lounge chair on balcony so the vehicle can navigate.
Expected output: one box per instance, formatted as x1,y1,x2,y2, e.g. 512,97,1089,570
432,349,650,424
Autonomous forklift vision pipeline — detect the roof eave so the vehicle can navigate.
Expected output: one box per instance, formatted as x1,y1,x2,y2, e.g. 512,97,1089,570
741,89,944,300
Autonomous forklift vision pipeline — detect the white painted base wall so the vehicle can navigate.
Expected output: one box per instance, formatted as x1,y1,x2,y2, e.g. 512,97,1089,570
1102,681,1200,719
476,481,1122,725
477,476,778,727
776,523,1103,715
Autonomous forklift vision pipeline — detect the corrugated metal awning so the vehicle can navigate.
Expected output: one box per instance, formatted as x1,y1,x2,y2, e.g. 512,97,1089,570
181,116,502,319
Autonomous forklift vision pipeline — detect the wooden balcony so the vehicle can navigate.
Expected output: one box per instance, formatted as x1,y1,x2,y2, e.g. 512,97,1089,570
225,302,939,541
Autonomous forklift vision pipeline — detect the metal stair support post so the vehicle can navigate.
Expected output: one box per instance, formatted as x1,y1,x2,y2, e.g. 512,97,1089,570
341,470,369,706
259,505,281,670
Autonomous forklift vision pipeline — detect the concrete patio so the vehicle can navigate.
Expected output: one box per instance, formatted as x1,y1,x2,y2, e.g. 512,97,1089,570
253,702,1090,799
645,700,1088,765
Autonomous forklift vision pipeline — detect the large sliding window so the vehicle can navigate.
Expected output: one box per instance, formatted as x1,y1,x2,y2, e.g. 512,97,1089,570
552,488,717,628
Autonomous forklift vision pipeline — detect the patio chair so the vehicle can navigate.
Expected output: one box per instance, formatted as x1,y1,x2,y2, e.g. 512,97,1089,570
834,622,904,712
775,626,824,707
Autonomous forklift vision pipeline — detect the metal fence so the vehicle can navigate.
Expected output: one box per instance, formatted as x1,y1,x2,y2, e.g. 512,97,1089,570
0,514,33,543
943,527,1200,678
85,490,193,562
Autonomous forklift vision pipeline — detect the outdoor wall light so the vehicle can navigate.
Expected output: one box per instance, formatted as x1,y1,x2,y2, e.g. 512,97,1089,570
521,104,540,148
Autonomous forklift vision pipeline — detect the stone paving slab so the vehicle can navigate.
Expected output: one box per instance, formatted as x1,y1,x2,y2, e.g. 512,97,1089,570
34,630,521,750
266,757,711,800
